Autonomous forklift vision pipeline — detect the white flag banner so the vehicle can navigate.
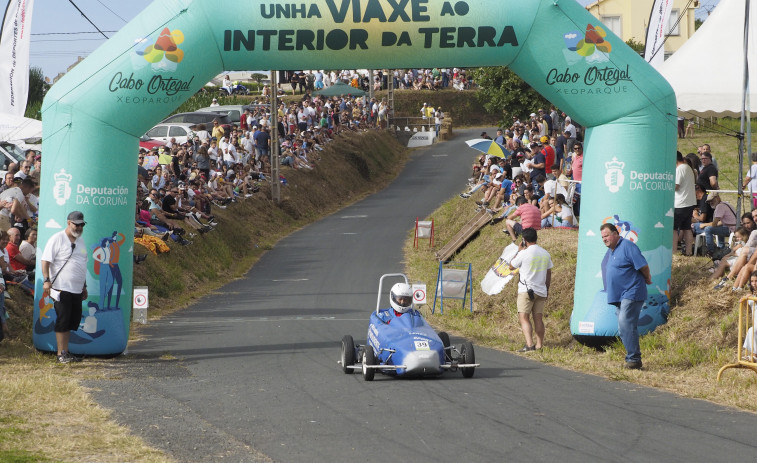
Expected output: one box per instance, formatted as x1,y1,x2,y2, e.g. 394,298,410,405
0,0,35,116
644,0,674,69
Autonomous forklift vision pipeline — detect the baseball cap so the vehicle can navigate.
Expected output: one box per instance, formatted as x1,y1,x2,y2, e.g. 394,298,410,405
67,211,86,225
540,136,549,143
706,193,720,202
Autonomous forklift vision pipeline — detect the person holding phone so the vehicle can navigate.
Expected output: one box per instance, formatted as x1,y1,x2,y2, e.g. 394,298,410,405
508,227,553,353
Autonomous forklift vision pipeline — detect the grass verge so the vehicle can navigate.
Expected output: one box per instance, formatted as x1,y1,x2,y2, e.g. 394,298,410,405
0,130,409,462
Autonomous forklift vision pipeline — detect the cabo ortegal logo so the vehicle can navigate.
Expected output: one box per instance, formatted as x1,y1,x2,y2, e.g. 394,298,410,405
135,28,185,72
563,24,611,64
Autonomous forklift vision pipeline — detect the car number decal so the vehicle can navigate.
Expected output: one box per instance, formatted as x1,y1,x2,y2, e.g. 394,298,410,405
414,340,430,350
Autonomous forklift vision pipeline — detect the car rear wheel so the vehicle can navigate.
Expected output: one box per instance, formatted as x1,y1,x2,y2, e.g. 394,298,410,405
362,346,376,381
461,341,476,378
438,331,451,361
341,335,355,374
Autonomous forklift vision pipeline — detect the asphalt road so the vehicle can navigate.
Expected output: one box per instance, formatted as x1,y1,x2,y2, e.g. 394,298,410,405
86,128,757,463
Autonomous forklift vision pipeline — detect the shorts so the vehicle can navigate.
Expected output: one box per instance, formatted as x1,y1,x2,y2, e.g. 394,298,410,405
512,222,523,237
54,291,83,332
673,205,695,231
517,292,547,315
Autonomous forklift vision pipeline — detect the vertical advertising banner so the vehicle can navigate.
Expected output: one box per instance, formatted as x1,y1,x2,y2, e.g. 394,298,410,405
0,0,35,116
645,0,674,69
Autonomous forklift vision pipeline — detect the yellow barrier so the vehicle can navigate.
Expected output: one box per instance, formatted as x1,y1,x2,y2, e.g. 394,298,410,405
717,296,757,381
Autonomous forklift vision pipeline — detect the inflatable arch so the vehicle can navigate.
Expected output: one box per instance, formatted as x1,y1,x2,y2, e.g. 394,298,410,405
34,0,676,354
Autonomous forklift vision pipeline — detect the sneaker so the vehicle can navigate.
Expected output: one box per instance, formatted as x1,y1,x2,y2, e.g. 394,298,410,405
57,352,71,364
209,221,218,227
459,193,470,199
713,277,729,290
161,231,171,241
624,360,643,370
517,345,536,353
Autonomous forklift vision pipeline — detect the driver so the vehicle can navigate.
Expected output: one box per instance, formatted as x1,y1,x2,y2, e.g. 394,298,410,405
378,283,414,323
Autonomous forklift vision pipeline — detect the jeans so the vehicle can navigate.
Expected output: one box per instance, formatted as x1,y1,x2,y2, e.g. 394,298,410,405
616,299,644,362
704,225,730,253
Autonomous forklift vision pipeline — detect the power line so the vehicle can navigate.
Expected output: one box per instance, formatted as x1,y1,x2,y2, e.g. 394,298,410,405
66,0,109,39
96,0,127,23
32,31,118,36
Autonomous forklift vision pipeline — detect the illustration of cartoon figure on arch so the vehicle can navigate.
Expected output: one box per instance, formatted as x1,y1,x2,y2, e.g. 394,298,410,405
34,0,677,355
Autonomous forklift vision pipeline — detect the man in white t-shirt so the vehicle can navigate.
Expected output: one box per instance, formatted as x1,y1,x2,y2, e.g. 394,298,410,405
509,227,553,352
674,151,697,255
41,211,88,364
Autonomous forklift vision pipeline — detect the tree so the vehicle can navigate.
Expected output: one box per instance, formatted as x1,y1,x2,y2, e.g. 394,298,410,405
471,67,551,126
625,38,645,55
25,66,48,120
250,72,268,84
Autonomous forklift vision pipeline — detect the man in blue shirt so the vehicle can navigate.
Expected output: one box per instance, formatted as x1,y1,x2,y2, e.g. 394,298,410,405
600,223,652,370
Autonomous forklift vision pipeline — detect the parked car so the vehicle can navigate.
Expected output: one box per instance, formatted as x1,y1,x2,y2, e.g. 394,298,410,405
139,134,166,151
144,123,194,145
197,105,247,124
160,111,232,133
198,104,272,126
0,141,30,177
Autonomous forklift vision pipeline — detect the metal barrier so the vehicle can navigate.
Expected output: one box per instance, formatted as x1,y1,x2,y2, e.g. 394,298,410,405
717,296,757,380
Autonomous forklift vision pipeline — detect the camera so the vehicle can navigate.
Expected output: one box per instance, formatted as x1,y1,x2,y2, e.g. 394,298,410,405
527,288,535,300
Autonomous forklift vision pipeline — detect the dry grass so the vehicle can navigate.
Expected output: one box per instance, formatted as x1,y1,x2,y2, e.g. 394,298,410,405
0,130,409,461
405,125,757,412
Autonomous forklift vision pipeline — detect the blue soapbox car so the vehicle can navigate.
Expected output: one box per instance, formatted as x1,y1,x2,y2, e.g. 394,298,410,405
339,274,479,381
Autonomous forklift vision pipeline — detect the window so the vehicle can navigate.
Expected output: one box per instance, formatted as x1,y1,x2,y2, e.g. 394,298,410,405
668,9,680,36
169,126,188,138
146,126,168,138
600,15,621,37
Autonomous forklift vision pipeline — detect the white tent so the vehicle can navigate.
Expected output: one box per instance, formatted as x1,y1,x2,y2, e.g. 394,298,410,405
658,0,755,118
0,113,42,142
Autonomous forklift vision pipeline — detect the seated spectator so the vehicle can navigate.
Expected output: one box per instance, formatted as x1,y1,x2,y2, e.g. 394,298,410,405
0,230,29,292
691,182,713,236
18,228,36,272
540,194,573,228
144,189,190,245
6,227,33,273
504,196,541,242
0,267,6,342
0,178,37,231
712,226,752,288
701,193,737,256
161,187,212,233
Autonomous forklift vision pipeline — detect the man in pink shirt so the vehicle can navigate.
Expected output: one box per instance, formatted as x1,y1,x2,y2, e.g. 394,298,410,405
505,196,541,242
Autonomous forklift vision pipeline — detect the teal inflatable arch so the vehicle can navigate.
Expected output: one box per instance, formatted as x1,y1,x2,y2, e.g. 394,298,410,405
34,0,676,354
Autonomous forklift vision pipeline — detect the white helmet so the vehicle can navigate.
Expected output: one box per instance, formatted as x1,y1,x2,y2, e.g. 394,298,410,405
390,283,414,313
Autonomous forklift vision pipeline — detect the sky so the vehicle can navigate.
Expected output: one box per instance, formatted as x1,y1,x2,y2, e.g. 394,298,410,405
28,0,720,80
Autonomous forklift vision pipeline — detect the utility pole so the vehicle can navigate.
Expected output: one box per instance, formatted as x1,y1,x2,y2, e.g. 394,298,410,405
270,71,281,203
